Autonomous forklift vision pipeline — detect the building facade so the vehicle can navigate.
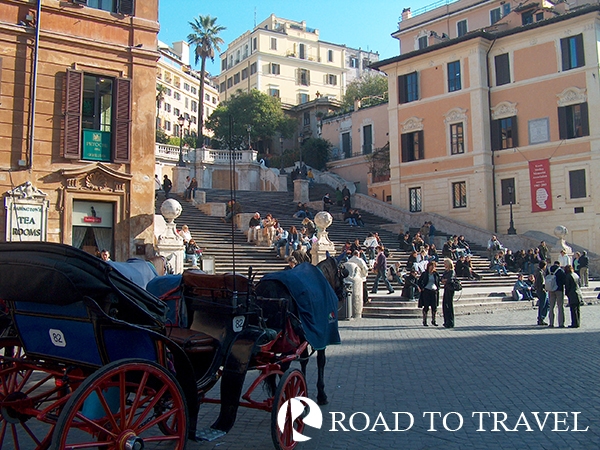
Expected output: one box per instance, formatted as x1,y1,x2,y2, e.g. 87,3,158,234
374,0,600,254
217,14,379,107
1,0,159,260
156,40,219,141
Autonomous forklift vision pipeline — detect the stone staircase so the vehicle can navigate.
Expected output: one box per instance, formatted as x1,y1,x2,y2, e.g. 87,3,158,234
159,185,599,318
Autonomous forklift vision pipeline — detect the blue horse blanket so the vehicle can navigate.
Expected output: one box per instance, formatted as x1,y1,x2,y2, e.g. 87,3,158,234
260,262,341,350
107,259,158,289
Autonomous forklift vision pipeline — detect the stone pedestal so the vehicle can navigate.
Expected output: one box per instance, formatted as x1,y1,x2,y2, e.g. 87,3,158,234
311,211,335,265
173,166,191,194
156,199,185,274
343,261,363,319
293,179,310,203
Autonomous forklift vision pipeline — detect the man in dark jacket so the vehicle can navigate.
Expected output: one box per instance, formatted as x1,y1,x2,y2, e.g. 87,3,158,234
534,261,549,325
578,251,589,287
547,261,566,328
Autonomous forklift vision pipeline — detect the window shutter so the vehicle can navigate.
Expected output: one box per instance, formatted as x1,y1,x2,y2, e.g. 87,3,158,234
398,76,406,104
117,0,134,15
560,38,569,71
296,69,300,84
510,116,518,147
575,34,585,67
64,69,83,159
417,130,424,159
557,106,568,140
491,119,501,150
113,77,132,163
580,102,589,136
306,70,310,86
401,133,409,162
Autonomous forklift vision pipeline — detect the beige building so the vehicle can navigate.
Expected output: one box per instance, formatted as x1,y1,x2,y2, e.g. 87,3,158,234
217,14,379,107
373,0,600,255
156,40,219,142
0,0,159,260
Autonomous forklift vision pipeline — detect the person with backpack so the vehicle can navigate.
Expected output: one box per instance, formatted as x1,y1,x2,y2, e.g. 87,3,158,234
546,261,566,328
534,261,550,326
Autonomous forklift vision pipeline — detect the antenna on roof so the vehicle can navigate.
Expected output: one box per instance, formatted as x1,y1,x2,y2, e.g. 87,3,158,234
254,7,257,28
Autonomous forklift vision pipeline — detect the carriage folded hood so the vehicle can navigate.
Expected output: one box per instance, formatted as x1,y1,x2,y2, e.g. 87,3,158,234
260,262,341,350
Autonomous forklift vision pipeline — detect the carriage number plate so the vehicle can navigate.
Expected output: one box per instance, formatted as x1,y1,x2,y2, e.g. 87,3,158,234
49,329,66,347
233,316,245,332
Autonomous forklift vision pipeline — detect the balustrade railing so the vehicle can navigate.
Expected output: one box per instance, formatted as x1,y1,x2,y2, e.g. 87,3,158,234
155,144,258,165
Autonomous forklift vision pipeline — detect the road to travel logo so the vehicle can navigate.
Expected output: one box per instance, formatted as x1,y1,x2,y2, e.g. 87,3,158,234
277,396,323,442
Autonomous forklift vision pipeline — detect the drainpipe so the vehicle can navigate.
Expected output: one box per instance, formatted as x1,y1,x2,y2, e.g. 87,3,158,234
486,36,497,233
27,0,42,170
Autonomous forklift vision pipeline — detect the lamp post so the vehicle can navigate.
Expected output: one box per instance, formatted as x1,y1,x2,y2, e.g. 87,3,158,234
507,186,516,235
279,136,284,171
298,133,303,166
247,125,252,150
177,115,186,167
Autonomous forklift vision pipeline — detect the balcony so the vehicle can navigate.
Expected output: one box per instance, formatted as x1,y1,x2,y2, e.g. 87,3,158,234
155,144,258,165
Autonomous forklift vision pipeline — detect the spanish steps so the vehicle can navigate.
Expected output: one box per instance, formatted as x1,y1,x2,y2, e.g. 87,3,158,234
158,184,598,319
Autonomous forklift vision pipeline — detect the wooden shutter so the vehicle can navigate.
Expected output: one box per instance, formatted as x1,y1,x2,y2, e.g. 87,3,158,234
575,34,585,67
510,116,518,147
495,54,510,86
117,0,134,15
490,119,501,150
417,130,424,159
557,106,568,140
64,69,83,159
113,77,131,163
401,133,409,162
398,75,406,104
560,37,570,71
580,102,589,136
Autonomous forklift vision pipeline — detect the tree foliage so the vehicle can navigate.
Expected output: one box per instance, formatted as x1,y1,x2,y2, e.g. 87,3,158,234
300,138,332,170
205,90,296,149
342,74,388,109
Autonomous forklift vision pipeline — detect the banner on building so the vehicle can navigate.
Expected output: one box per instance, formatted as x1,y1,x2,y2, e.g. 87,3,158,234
528,159,552,212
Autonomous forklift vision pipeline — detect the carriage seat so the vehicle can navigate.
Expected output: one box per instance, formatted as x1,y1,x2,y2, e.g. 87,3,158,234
182,271,251,305
167,328,217,354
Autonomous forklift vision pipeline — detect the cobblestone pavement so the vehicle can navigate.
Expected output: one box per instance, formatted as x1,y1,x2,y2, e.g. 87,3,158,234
188,304,600,450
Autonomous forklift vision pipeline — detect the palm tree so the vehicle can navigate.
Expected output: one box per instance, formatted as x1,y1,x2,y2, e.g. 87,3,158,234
188,15,225,148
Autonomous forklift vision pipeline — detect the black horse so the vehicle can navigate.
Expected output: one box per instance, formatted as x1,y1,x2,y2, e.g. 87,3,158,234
255,257,348,405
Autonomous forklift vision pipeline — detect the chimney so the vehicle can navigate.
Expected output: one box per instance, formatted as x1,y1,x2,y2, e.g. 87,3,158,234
401,8,412,21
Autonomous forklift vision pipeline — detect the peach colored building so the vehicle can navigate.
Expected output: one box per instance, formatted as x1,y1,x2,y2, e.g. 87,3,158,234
373,0,600,255
322,102,390,197
0,0,159,260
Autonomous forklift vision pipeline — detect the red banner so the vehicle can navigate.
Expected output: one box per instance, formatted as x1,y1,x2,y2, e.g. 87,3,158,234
529,159,552,212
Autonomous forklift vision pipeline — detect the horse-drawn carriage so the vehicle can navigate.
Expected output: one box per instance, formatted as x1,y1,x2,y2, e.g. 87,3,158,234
0,242,346,449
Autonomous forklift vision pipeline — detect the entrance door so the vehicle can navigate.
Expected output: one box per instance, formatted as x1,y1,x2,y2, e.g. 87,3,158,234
72,200,114,257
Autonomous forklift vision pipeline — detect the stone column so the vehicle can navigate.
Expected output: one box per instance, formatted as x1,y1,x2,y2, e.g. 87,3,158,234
343,261,363,319
173,166,191,194
293,178,310,203
156,199,185,274
311,211,336,265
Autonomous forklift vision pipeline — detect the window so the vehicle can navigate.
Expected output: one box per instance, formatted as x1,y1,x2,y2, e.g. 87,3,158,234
349,57,359,68
490,8,502,24
183,83,190,91
165,88,171,96
268,88,280,98
173,92,180,100
221,59,227,71
212,97,217,104
401,131,424,162
457,20,467,37
398,72,419,103
491,116,518,150
253,37,257,51
270,63,280,75
185,98,188,108
569,169,586,199
164,103,171,112
561,34,584,71
304,112,310,126
522,12,533,25
299,43,306,60
501,178,515,205
164,121,171,132
243,45,248,59
233,73,240,84
452,182,467,208
328,49,333,62
326,74,337,85
250,63,257,75
241,68,248,80
173,108,180,117
536,12,544,21
409,187,422,212
205,93,210,101
503,3,511,16
270,38,277,50
418,36,428,50
64,69,131,163
227,78,233,88
298,93,309,103
191,86,197,95
558,103,589,140
363,124,373,154
447,60,461,92
87,0,133,14
342,132,351,158
235,50,240,64
219,82,225,92
191,100,197,112
450,123,464,154
495,53,510,86
298,69,310,86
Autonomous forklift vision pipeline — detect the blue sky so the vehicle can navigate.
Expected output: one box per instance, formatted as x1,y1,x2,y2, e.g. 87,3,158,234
158,0,432,76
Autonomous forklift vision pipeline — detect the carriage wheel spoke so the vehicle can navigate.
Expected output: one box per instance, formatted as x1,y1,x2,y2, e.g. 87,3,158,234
125,371,149,428
92,386,120,433
130,383,168,430
138,407,179,434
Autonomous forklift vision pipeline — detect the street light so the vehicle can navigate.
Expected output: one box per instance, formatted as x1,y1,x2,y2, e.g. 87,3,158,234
177,115,186,167
507,186,516,235
247,125,252,150
279,136,284,171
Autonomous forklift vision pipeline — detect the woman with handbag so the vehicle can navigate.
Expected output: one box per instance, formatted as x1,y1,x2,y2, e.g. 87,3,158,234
418,261,441,326
441,258,457,328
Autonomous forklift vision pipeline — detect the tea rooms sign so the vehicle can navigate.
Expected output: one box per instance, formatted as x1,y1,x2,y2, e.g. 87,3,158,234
4,182,49,242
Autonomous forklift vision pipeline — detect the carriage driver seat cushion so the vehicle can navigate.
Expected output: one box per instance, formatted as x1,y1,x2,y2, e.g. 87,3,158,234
167,328,218,354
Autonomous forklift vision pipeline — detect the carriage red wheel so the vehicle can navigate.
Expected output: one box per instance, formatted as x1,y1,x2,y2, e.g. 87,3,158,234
271,368,308,450
52,359,188,450
0,338,58,449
